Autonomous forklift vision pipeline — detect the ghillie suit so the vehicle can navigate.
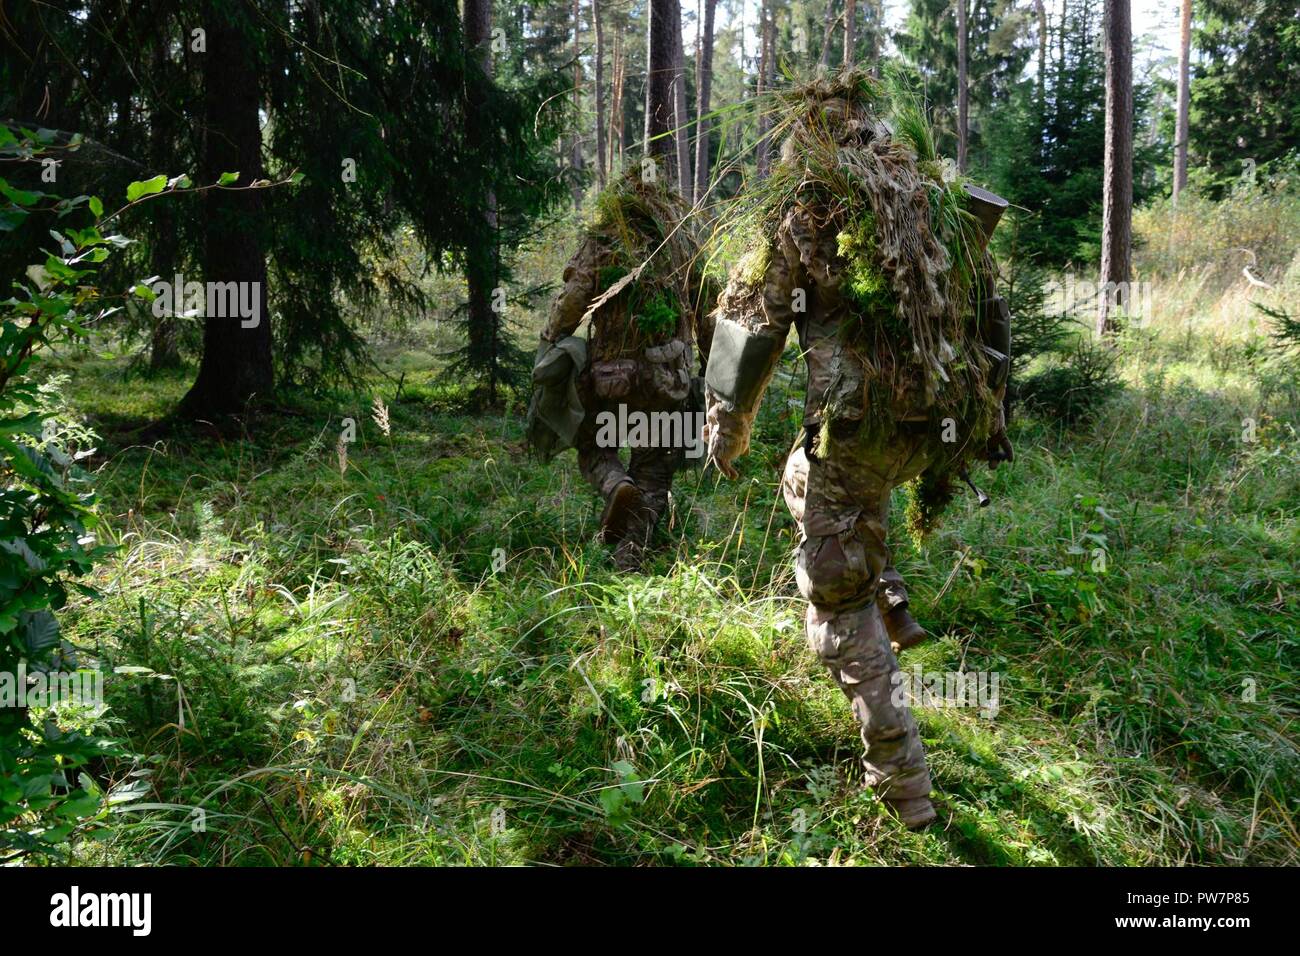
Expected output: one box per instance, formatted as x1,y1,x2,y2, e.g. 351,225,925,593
536,168,715,569
704,70,1013,827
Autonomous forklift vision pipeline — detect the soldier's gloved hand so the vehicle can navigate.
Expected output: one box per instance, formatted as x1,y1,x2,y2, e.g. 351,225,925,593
984,405,1013,467
703,397,748,479
986,430,1014,466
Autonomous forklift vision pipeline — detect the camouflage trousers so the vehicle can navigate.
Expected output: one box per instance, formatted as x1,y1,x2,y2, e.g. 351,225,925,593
781,428,934,800
575,379,685,548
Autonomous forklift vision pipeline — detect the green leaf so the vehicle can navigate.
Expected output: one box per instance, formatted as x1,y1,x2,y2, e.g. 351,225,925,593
0,411,41,436
57,791,102,819
0,208,28,231
88,196,103,218
0,178,43,206
22,610,60,656
125,175,168,202
217,171,240,186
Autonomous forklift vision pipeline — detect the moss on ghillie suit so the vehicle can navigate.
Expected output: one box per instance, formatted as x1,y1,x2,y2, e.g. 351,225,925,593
703,70,1013,828
571,168,714,364
716,70,1011,541
531,168,716,568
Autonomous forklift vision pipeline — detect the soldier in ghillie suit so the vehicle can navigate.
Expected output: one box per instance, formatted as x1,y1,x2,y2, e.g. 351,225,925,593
703,71,1013,828
533,166,714,569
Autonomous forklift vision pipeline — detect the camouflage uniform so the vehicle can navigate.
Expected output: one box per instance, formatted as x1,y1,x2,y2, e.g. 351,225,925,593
781,447,919,644
705,184,1011,826
540,199,710,566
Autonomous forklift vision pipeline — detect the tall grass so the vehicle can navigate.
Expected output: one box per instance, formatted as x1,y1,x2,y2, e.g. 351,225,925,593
27,175,1298,867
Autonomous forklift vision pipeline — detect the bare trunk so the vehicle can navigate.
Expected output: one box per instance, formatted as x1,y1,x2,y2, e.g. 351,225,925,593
1035,0,1047,115
645,0,678,182
571,0,586,209
957,0,968,171
819,0,839,70
843,0,856,65
180,1,273,418
693,0,716,205
610,32,625,171
1098,0,1133,336
1058,0,1066,86
756,0,773,178
594,0,607,187
673,4,690,192
462,0,502,403
148,30,180,372
868,0,880,69
1173,0,1191,204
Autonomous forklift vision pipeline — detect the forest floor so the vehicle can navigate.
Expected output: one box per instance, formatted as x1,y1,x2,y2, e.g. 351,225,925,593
45,286,1299,866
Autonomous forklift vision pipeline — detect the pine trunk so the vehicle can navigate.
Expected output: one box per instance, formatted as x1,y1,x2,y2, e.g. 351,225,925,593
1173,0,1191,204
594,0,607,187
147,30,180,372
693,0,716,205
957,0,968,172
818,0,838,70
1098,0,1133,336
571,0,586,209
645,0,677,181
180,3,273,418
1035,0,1047,115
756,0,772,178
462,0,502,403
610,32,625,171
843,0,856,65
673,3,690,192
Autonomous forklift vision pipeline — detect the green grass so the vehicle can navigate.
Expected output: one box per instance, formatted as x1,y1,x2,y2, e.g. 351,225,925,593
39,306,1298,867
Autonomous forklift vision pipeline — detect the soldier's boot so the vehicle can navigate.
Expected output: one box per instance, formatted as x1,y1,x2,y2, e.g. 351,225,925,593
887,796,938,829
884,607,927,653
611,486,664,571
804,601,935,828
878,566,927,653
600,479,644,545
612,536,645,571
615,443,680,565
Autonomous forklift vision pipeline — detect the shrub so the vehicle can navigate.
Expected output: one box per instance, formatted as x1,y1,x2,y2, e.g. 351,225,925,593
1,128,121,858
1016,340,1123,425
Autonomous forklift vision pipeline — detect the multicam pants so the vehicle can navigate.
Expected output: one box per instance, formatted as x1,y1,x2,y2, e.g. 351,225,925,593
574,371,685,547
780,428,934,800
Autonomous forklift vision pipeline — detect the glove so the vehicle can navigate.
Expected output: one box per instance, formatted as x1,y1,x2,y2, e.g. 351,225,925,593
703,389,749,479
984,406,1013,467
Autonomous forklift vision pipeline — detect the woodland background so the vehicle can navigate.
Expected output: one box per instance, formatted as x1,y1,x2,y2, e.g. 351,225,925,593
0,0,1296,865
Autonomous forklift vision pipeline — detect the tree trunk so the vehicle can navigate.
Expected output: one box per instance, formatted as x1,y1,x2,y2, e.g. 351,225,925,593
148,30,180,372
1034,0,1047,116
868,0,881,69
610,31,625,172
819,0,839,70
843,0,856,66
1173,0,1191,204
957,0,968,171
756,0,773,178
645,0,678,182
462,0,502,403
594,0,607,187
693,0,716,205
571,0,586,209
180,2,273,418
1058,0,1066,87
1098,0,1133,336
673,3,691,193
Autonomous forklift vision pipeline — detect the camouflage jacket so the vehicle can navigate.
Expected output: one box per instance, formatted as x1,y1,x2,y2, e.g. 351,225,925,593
707,200,1010,458
541,229,715,405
